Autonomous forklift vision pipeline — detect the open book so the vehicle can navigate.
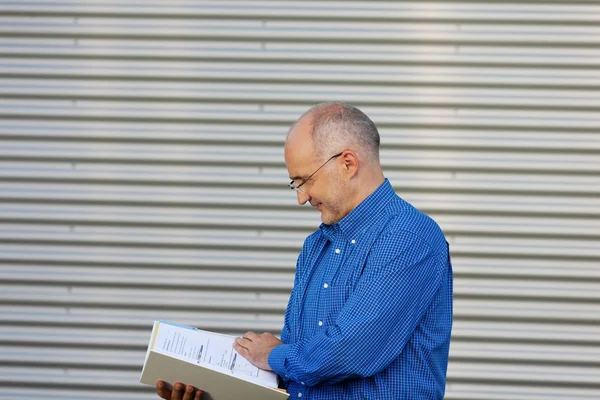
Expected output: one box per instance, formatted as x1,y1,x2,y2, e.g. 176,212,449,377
140,321,289,400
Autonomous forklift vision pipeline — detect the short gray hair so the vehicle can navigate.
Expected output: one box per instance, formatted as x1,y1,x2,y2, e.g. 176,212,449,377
295,102,380,163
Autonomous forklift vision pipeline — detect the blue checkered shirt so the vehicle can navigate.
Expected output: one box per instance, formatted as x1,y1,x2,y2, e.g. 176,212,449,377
269,179,453,399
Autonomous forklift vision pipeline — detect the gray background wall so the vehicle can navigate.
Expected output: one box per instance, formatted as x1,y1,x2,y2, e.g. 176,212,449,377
1,1,600,399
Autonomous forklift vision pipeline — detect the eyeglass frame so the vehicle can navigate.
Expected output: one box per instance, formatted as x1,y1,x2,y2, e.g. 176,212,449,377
288,151,344,193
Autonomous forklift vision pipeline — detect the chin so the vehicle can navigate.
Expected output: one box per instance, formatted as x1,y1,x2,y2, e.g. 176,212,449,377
321,214,338,225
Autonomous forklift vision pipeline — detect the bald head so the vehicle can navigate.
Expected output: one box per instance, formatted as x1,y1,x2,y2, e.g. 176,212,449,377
284,103,386,223
288,102,381,164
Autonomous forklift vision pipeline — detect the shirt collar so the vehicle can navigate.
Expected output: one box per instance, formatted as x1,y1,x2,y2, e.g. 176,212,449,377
319,178,395,242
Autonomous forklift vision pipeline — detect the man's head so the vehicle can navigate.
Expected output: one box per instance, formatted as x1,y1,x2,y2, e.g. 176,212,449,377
284,102,385,225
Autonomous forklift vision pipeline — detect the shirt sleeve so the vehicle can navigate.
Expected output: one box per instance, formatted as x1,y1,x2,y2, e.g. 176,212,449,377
272,237,307,388
268,230,446,387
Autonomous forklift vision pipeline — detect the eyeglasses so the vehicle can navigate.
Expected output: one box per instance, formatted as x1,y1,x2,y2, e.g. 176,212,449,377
288,152,343,193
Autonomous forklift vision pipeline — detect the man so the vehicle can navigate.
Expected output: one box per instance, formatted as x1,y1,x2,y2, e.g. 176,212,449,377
157,102,453,399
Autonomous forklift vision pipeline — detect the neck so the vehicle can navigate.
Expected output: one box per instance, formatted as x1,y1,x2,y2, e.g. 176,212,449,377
349,168,385,211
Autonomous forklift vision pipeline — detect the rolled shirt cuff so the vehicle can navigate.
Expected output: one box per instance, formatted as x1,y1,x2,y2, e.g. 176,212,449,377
268,343,292,383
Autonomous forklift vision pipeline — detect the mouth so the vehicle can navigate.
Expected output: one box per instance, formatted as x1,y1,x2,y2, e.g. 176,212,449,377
314,203,323,211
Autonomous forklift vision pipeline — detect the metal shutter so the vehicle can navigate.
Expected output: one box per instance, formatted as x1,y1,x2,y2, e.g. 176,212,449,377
1,1,599,399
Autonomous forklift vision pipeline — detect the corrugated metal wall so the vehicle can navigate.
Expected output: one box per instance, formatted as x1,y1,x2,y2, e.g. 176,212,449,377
1,1,599,399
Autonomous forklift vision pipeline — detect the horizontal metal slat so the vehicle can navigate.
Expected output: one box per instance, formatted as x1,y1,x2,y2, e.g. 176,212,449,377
3,141,599,174
4,342,599,378
2,17,600,46
449,341,600,365
447,360,600,387
0,201,320,230
2,262,599,301
2,100,599,132
2,1,600,23
4,340,599,370
450,236,600,260
2,203,598,238
2,59,600,88
0,140,285,166
2,121,599,153
3,79,600,110
0,325,156,347
267,103,600,131
451,257,600,280
455,277,600,301
2,224,600,260
1,165,600,197
0,285,290,313
0,244,298,270
2,39,599,68
0,265,294,290
436,215,600,239
0,119,287,143
0,388,150,400
2,382,600,400
0,223,307,251
0,366,142,389
3,267,599,307
1,363,599,395
2,284,599,323
2,183,597,217
0,306,284,334
3,252,600,284
0,183,300,207
455,298,600,323
0,346,143,368
445,384,600,400
4,308,597,344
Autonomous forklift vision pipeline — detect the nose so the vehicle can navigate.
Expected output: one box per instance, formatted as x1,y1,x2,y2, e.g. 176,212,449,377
296,190,310,205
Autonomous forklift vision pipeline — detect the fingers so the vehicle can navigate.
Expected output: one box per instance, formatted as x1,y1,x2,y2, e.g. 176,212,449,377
156,380,171,399
234,336,250,347
262,332,276,340
170,382,185,400
156,380,202,400
243,331,259,341
234,332,253,352
182,384,200,400
235,330,258,350
233,339,250,357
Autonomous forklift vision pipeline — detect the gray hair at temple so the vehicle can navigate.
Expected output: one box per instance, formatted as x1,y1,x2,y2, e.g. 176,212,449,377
294,102,381,165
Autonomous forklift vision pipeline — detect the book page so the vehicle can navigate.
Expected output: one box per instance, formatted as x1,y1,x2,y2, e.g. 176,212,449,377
151,321,278,388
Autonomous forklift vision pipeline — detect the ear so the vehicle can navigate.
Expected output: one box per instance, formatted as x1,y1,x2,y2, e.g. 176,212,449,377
341,150,359,179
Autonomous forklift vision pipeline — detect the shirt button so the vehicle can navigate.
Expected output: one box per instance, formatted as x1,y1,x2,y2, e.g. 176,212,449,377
335,249,340,254
318,321,323,326
323,283,328,289
301,382,305,385
298,393,302,397
351,239,356,244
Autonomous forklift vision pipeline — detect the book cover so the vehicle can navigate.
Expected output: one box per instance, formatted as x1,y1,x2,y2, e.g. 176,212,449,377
140,321,289,400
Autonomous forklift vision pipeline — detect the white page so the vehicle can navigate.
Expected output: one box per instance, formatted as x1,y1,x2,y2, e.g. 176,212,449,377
151,321,278,388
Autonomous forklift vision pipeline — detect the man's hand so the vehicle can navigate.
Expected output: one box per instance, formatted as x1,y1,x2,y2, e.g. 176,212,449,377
233,331,283,371
156,380,202,400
